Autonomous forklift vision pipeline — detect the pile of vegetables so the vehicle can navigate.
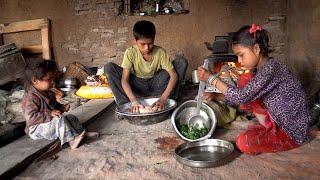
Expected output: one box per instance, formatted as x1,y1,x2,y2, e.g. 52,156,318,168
177,122,209,140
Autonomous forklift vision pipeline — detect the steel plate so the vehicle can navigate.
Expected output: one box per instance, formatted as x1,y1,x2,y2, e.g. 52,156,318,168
175,139,234,168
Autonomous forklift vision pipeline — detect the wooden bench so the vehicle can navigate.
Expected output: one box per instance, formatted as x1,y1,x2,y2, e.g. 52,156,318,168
0,98,114,179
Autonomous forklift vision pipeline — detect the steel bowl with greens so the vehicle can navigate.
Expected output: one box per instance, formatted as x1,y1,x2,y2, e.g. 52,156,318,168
171,100,217,142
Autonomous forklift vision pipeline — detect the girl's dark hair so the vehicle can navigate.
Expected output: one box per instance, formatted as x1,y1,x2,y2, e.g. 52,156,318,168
24,59,58,88
133,20,156,40
232,25,273,56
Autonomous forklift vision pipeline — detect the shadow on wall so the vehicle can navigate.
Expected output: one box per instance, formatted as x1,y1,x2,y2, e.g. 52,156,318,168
291,58,320,106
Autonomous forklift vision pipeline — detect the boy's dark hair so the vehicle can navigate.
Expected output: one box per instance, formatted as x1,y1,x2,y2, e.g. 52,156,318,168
133,20,156,40
232,25,273,56
24,59,58,88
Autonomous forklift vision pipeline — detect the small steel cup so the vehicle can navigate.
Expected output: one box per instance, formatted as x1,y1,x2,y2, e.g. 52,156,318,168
191,70,199,84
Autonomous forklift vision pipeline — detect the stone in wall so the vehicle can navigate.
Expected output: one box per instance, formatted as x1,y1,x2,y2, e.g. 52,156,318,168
74,0,115,16
69,0,129,68
263,15,286,62
117,27,128,34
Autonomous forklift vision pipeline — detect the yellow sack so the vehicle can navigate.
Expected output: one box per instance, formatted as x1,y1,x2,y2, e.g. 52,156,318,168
76,85,113,99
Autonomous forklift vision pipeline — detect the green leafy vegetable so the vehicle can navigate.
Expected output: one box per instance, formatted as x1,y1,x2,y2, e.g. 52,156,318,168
177,122,209,140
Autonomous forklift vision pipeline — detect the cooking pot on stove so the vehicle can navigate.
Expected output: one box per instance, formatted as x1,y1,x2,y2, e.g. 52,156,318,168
211,36,229,54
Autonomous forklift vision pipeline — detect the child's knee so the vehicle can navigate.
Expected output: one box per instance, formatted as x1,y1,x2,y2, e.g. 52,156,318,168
173,56,188,70
236,133,251,153
236,133,260,155
104,62,117,74
236,133,245,151
65,114,78,122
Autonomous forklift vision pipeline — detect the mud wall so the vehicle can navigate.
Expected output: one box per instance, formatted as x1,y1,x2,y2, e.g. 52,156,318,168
286,0,320,91
0,0,288,79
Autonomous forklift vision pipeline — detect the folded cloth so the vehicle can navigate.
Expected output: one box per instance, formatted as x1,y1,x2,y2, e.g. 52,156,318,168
204,100,248,129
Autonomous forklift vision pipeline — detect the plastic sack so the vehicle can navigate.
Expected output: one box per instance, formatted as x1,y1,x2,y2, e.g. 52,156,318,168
76,86,113,99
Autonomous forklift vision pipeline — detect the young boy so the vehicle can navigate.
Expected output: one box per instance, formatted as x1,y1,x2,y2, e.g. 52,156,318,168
104,20,187,112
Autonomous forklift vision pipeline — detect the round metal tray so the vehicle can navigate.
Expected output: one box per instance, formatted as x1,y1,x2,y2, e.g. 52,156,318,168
116,97,177,125
175,139,234,168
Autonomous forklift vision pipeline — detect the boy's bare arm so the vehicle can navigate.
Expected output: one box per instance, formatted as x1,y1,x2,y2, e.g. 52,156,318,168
160,69,177,101
121,68,137,103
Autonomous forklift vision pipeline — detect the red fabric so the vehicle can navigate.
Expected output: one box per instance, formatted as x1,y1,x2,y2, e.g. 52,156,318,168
235,73,299,155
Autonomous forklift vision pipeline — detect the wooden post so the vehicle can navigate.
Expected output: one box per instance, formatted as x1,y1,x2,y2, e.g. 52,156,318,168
41,19,51,60
0,24,3,46
41,27,50,60
0,35,3,46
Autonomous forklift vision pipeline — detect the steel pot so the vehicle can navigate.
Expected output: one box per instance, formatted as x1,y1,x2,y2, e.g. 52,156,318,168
64,77,78,87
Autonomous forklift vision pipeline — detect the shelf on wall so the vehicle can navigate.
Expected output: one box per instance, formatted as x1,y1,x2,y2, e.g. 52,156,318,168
117,0,190,17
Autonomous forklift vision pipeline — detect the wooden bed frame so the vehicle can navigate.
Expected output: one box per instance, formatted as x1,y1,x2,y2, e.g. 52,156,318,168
0,18,52,60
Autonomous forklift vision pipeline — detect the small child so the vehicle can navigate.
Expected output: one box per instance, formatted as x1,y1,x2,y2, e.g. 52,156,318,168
22,60,98,149
198,24,310,154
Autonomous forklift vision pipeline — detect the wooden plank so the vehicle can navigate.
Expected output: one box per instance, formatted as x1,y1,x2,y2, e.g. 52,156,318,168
0,24,4,34
21,45,42,54
0,19,48,34
65,99,114,124
0,99,114,179
41,26,51,60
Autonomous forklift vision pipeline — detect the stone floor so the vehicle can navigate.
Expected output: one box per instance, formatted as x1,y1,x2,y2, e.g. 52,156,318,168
15,101,320,180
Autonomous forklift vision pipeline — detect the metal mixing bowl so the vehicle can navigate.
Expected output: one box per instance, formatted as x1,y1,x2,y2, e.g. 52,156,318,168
116,97,177,125
171,100,217,142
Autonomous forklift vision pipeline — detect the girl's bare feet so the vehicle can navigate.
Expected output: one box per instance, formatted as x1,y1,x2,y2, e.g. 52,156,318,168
69,131,85,149
85,131,99,139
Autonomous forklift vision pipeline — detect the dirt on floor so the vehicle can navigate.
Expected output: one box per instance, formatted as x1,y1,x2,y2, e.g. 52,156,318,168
14,102,320,180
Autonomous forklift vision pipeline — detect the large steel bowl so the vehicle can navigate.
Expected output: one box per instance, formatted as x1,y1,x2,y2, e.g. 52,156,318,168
116,97,177,125
171,100,217,142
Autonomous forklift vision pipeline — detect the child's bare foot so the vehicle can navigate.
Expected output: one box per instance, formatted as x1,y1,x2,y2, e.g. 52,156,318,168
85,131,99,139
69,131,85,149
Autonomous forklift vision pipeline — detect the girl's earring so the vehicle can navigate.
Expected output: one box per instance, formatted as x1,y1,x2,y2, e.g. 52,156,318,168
254,44,260,57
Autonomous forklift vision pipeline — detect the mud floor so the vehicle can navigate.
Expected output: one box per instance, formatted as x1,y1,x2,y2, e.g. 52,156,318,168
15,103,320,180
